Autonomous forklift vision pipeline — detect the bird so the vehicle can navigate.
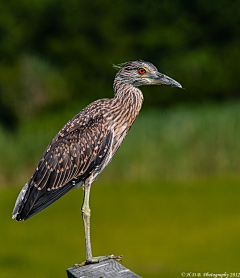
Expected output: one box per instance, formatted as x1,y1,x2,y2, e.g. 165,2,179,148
12,60,182,266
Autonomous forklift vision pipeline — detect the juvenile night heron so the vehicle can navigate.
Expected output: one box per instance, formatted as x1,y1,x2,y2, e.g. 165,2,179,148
12,60,182,266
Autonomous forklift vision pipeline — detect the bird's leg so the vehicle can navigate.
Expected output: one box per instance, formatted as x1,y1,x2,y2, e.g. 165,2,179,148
82,181,92,260
74,181,123,268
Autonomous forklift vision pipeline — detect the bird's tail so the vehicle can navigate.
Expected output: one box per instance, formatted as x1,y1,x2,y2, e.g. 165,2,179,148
12,182,29,219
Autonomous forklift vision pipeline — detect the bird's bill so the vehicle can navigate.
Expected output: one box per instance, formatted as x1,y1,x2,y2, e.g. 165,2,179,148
147,72,182,88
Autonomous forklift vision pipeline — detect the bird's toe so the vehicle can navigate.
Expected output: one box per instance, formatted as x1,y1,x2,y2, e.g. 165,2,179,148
73,254,123,268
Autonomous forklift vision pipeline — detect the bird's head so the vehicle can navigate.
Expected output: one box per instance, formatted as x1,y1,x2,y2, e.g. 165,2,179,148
114,60,182,88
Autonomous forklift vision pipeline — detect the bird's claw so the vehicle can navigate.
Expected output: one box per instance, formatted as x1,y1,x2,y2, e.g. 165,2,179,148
73,254,123,268
113,255,123,262
108,254,123,263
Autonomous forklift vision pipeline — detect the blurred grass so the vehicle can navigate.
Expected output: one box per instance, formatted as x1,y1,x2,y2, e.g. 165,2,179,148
2,178,240,277
1,101,240,185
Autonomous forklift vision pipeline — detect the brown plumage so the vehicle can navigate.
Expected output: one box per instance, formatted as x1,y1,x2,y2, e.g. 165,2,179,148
12,60,181,265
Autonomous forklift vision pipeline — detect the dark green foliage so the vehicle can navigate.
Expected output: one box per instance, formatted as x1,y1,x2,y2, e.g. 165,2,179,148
0,0,240,128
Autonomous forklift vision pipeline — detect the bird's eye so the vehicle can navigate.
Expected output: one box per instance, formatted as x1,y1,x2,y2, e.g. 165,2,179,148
138,68,146,75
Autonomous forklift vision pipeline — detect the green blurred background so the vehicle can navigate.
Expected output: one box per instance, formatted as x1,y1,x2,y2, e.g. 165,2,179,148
1,0,240,277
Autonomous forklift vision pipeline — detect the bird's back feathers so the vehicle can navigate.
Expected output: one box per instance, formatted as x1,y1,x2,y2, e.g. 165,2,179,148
13,104,115,221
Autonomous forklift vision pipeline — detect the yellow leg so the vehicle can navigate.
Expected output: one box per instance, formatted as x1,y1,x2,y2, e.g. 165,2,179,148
82,182,92,261
74,180,123,268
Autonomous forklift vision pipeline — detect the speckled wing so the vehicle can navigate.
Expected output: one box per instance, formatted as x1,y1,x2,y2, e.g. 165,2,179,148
13,114,113,221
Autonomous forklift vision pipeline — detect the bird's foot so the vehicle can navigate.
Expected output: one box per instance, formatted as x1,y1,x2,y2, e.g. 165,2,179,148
73,254,123,268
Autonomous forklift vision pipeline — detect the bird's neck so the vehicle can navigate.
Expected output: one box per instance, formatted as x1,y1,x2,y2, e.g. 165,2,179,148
113,77,143,119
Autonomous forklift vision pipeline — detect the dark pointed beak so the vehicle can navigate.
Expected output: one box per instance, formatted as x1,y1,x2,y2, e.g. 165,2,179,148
149,72,182,88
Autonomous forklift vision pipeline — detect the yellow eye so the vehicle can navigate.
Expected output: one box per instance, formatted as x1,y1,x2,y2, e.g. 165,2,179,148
138,68,146,75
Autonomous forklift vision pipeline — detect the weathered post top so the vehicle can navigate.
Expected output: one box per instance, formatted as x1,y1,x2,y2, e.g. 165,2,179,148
66,259,142,278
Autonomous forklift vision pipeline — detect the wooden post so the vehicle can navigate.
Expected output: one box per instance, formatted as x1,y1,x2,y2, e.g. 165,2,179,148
66,259,142,278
